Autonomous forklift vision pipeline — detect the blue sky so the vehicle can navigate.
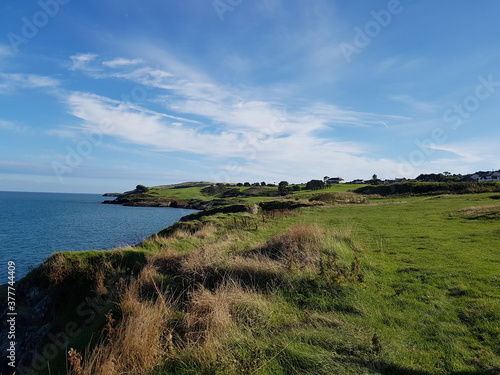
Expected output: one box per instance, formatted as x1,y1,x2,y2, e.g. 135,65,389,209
1,0,500,193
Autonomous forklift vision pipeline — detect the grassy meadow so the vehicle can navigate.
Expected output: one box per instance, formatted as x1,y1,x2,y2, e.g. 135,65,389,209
13,183,500,374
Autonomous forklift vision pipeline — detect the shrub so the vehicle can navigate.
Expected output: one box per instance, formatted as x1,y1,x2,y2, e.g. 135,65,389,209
305,179,325,190
136,184,149,193
201,184,228,196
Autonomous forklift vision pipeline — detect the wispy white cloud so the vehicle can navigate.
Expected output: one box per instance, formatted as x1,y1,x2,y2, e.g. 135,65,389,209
0,120,31,133
0,73,60,93
102,58,144,68
60,48,419,181
73,51,406,135
427,139,500,165
59,40,434,180
377,56,427,73
391,95,438,114
0,120,16,130
62,89,410,182
45,127,81,139
67,52,330,134
69,53,99,72
65,92,241,157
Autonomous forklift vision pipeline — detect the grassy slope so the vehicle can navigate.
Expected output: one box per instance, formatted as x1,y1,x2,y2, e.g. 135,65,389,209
150,186,215,201
16,187,500,375
135,183,365,204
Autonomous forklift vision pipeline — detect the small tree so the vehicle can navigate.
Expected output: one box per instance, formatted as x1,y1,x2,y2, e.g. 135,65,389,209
261,181,267,186
305,179,325,190
278,181,289,195
136,184,149,193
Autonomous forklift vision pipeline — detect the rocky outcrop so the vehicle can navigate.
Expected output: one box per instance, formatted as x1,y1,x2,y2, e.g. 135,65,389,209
102,195,211,210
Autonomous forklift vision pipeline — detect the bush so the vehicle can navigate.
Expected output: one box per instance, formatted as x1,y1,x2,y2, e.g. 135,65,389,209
305,179,325,190
278,181,290,195
136,184,149,193
202,184,228,196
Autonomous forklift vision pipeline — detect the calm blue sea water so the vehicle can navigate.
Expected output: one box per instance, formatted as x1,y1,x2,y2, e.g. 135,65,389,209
0,192,198,280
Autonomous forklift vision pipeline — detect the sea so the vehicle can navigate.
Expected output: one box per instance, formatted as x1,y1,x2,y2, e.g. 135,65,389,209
0,191,198,280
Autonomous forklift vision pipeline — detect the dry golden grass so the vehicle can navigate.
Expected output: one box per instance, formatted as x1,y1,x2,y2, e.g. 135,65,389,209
69,267,174,375
191,222,218,239
180,244,227,280
184,284,235,345
167,222,219,240
184,280,270,348
44,253,72,285
228,255,284,279
260,224,327,270
67,222,363,375
93,259,118,296
456,204,500,219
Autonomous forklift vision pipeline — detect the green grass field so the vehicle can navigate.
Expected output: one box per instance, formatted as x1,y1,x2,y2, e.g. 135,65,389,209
15,186,500,375
296,193,500,373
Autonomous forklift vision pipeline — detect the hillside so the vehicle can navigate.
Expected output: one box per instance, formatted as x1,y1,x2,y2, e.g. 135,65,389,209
1,183,500,374
102,182,365,209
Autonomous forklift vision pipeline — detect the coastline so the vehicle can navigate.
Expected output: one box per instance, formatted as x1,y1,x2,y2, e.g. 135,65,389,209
102,195,211,210
3,184,499,374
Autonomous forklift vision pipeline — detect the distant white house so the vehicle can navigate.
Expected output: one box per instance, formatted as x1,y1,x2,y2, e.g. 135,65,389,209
326,177,345,184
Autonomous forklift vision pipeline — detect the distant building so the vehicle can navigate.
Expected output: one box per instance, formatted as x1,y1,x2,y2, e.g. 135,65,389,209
326,177,345,184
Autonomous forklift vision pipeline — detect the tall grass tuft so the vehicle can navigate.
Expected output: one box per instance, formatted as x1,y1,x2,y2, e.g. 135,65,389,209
68,267,173,375
178,281,275,372
184,283,235,345
259,225,326,270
